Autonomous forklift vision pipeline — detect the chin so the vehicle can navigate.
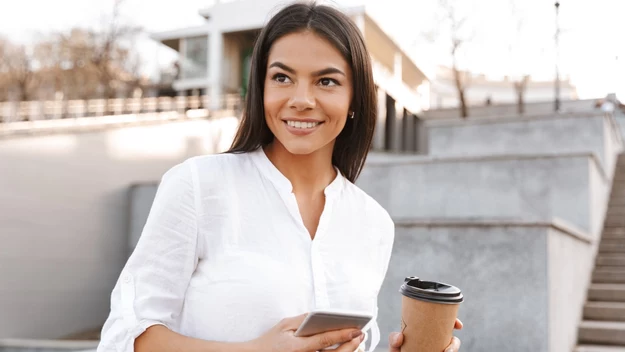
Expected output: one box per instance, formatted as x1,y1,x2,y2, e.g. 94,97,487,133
281,141,321,155
283,145,318,155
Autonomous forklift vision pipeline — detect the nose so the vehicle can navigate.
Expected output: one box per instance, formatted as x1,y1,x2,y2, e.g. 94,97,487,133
288,83,316,111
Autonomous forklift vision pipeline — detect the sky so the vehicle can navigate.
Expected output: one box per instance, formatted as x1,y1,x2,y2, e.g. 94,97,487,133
0,0,623,99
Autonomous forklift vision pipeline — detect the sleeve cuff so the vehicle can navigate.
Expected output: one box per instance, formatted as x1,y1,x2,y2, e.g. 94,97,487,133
113,321,167,352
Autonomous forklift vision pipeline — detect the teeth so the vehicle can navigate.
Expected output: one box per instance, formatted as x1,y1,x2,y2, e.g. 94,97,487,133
286,120,320,129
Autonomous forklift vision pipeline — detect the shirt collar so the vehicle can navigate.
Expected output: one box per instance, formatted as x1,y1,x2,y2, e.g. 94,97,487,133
249,147,345,197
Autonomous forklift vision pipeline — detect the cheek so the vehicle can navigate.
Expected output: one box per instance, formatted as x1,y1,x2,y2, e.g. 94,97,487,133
263,90,282,120
324,97,350,124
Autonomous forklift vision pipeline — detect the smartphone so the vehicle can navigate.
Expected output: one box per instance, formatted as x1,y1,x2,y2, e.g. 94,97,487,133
294,309,374,344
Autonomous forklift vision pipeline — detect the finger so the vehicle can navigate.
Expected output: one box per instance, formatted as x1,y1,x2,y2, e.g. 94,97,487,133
444,336,462,352
334,335,365,352
388,332,403,351
304,328,363,351
279,313,309,330
454,318,464,330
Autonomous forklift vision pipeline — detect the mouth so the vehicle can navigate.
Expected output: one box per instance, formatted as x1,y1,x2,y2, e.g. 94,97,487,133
284,120,323,130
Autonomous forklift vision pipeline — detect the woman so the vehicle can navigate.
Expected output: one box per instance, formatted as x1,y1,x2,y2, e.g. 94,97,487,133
97,2,462,352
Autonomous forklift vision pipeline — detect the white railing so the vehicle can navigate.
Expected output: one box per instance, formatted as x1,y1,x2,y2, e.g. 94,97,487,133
0,94,243,123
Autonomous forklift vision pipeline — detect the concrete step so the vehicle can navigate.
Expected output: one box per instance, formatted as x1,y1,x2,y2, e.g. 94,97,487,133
604,217,625,227
597,255,625,267
575,345,625,352
584,302,625,321
605,219,625,226
589,284,625,301
603,227,625,232
605,213,625,219
605,214,625,220
578,320,625,345
604,228,625,238
603,234,625,240
600,242,625,253
594,268,625,283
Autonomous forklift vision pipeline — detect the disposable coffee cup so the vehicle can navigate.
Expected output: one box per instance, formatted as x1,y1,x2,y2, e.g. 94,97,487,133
399,276,463,352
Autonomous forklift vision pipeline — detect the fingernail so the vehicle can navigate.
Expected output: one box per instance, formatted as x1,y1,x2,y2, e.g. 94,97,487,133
445,348,453,352
360,334,365,342
350,330,363,339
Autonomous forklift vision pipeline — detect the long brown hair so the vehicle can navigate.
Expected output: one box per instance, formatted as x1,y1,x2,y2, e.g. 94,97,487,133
227,2,377,183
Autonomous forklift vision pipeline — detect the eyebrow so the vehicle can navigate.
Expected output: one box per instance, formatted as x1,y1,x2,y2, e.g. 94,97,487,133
268,61,346,77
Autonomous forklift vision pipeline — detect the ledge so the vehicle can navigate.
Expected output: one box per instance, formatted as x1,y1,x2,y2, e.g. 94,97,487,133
0,112,241,140
393,217,594,244
150,25,209,42
424,111,605,127
0,338,99,348
365,151,607,181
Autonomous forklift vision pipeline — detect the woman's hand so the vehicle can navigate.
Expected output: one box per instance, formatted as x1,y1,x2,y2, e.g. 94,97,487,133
246,313,365,352
388,318,463,352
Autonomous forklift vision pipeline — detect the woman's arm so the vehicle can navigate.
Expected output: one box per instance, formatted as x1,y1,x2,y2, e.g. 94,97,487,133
134,325,254,352
97,160,212,352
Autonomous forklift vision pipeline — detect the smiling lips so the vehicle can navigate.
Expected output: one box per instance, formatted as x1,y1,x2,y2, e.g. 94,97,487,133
286,120,322,129
282,119,323,136
284,120,322,129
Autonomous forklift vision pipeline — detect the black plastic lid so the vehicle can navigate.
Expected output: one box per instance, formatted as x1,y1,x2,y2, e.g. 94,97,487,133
399,277,464,304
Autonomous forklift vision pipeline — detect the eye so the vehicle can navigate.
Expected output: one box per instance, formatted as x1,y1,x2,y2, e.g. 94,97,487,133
272,73,292,84
319,78,339,87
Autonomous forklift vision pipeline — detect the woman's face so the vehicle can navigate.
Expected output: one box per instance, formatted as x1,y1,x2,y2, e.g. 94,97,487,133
264,30,353,156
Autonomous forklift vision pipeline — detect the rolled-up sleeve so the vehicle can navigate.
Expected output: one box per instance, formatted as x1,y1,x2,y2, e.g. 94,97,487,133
97,160,200,352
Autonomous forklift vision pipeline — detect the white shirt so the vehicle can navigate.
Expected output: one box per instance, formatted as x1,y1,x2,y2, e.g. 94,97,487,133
97,148,395,352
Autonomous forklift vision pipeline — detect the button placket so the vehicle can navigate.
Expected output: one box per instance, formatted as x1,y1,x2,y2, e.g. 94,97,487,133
310,242,330,309
310,194,335,309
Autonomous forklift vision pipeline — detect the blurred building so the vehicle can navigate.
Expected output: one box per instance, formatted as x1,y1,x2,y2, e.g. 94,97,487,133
151,0,431,152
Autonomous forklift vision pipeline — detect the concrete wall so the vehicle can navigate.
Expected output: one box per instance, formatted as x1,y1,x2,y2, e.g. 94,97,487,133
0,117,239,339
356,151,611,351
426,114,623,180
372,220,592,352
127,184,159,258
421,99,599,119
359,153,608,238
547,224,595,352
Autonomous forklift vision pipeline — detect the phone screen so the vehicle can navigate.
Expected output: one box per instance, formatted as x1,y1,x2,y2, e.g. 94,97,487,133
294,311,373,338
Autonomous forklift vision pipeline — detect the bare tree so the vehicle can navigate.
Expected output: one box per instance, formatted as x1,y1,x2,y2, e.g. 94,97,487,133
427,0,476,118
28,0,144,101
0,37,10,101
513,75,530,114
507,0,531,114
0,0,143,103
1,41,37,101
90,0,142,99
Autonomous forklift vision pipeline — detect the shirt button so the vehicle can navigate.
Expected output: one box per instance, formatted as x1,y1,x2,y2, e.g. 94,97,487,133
123,275,132,283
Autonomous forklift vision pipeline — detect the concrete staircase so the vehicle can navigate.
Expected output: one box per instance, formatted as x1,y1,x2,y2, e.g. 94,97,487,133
576,155,625,351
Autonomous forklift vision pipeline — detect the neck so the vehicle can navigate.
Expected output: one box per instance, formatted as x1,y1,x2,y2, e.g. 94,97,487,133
263,141,337,195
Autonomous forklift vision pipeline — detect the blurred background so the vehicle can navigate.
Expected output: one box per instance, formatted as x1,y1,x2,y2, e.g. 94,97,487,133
1,0,625,351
